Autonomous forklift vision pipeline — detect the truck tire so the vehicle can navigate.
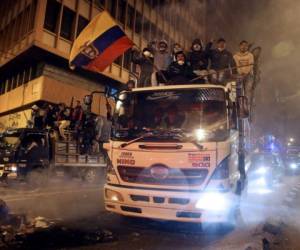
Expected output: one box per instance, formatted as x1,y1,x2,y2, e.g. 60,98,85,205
83,169,99,184
26,168,49,187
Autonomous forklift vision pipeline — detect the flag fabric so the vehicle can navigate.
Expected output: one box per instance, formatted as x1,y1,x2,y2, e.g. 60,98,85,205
69,11,134,72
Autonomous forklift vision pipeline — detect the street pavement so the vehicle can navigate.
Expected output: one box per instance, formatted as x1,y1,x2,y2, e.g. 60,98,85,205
1,175,300,250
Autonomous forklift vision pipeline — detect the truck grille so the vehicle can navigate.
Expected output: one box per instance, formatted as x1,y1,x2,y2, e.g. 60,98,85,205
117,166,208,186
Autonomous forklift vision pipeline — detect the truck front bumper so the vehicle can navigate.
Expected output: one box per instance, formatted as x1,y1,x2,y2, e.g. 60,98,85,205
104,184,238,223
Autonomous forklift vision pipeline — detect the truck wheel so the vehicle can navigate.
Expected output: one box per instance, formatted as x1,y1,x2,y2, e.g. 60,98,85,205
220,205,243,231
26,168,49,187
84,169,99,184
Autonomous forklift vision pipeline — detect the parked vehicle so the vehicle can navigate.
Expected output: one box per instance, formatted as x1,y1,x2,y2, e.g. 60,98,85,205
248,152,285,188
0,128,106,185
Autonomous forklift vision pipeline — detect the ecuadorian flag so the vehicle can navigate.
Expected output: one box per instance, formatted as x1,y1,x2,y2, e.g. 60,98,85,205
69,11,134,72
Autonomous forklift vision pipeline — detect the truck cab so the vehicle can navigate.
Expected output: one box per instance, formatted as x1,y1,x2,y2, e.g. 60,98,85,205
0,128,49,180
104,83,247,224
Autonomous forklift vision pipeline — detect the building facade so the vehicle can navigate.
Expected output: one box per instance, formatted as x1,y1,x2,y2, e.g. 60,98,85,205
0,0,206,130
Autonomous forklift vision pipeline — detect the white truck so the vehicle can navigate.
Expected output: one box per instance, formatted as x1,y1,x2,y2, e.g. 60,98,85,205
103,81,249,225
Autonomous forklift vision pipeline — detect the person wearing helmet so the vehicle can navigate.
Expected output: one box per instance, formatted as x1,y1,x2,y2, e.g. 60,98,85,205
166,51,196,84
187,38,212,83
131,47,154,87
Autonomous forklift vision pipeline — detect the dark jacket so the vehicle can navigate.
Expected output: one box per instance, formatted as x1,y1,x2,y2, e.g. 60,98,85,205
187,43,212,71
167,62,196,84
132,50,154,87
209,48,237,73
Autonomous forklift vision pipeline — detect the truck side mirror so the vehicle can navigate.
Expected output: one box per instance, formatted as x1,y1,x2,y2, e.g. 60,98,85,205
237,96,249,119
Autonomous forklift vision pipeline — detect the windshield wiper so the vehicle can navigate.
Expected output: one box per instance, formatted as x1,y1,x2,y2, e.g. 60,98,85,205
119,128,187,148
119,130,156,148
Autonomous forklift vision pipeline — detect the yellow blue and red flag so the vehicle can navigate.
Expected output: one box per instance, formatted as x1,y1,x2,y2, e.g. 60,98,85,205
69,11,134,72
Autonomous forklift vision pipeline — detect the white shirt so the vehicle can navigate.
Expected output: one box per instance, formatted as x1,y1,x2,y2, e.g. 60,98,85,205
233,51,254,75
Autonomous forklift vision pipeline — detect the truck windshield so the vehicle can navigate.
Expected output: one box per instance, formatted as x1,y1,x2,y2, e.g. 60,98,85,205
0,132,21,149
113,88,228,141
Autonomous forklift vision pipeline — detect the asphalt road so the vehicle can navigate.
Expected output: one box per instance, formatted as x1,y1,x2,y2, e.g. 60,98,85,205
1,175,300,250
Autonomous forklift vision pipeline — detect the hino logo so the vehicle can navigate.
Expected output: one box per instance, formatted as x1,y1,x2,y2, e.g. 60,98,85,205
150,165,169,180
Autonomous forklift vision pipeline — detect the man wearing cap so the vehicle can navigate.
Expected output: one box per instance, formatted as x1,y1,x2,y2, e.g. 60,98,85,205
208,38,237,84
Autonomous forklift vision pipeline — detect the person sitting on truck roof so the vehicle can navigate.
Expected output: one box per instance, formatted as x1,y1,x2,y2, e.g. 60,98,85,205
166,51,196,84
187,38,212,83
208,38,237,84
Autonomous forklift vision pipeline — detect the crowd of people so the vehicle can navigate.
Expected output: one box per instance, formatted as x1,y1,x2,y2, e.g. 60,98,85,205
29,100,111,154
131,38,255,87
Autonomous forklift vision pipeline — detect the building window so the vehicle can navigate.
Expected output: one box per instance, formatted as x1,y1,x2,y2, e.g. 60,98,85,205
107,0,117,18
28,0,37,32
24,67,31,84
143,17,151,40
150,22,157,40
0,79,6,95
95,0,105,9
60,6,75,40
117,0,126,26
135,11,142,34
157,28,163,40
126,5,134,30
123,49,132,70
44,0,61,33
77,15,89,37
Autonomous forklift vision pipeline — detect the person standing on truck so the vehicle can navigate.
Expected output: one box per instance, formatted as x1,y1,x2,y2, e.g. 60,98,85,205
187,38,212,83
131,47,154,87
30,105,44,129
71,100,83,132
56,103,71,140
167,51,196,84
234,40,254,101
208,38,237,84
45,104,57,129
152,40,172,84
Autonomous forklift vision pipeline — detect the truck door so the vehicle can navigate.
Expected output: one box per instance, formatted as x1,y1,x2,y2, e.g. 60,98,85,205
20,133,49,167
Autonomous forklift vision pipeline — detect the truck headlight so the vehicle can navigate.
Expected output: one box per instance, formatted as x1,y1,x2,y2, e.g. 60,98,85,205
11,165,17,172
196,192,229,211
195,128,207,141
105,189,124,202
290,163,298,169
255,166,268,174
